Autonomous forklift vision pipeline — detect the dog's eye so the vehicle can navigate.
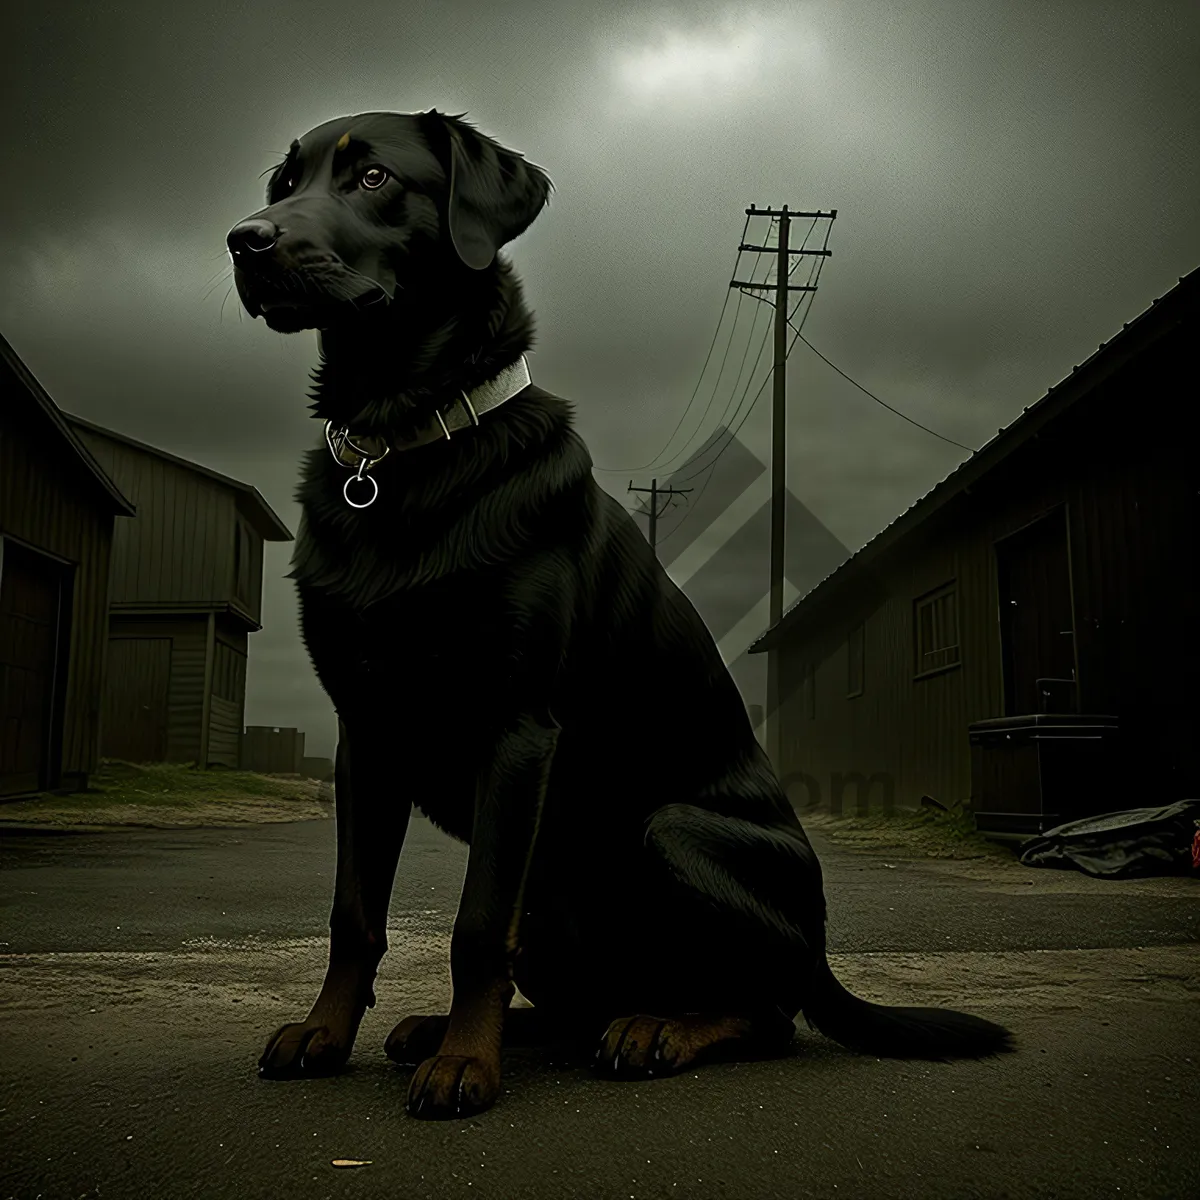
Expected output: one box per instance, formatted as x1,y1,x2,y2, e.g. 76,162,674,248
270,172,298,200
360,166,389,190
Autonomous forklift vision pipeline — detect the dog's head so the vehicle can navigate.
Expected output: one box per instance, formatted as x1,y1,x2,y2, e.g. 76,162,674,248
227,109,552,335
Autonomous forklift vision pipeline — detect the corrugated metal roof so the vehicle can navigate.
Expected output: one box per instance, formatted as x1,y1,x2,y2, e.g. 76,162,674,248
748,264,1199,654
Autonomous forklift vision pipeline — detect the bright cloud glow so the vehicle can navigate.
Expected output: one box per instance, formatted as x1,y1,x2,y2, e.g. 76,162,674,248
606,7,820,107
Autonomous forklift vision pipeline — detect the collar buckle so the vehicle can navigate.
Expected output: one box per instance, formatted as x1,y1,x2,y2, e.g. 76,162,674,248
324,355,530,508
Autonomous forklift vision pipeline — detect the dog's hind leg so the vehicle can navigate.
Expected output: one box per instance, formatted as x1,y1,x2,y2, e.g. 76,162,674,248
595,1009,798,1078
620,802,1014,1065
592,802,826,1080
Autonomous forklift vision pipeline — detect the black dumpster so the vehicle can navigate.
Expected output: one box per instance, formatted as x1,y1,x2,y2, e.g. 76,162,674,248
968,713,1123,838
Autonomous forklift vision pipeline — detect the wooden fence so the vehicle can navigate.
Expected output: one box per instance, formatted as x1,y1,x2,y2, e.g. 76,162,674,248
241,725,304,774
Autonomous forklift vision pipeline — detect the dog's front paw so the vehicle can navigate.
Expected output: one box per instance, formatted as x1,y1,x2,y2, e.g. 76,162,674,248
258,1018,352,1078
406,1054,500,1119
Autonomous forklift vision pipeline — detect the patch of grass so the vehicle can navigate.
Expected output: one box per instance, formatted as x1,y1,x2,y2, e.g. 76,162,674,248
89,759,320,802
800,798,1015,860
0,759,327,827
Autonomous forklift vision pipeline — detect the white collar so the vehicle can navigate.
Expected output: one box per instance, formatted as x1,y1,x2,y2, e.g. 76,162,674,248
323,354,533,509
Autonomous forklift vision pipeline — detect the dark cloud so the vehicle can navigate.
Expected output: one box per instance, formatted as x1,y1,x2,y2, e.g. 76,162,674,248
2,0,1197,757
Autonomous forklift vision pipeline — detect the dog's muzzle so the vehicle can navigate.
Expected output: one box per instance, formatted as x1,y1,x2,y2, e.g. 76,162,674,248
226,217,395,321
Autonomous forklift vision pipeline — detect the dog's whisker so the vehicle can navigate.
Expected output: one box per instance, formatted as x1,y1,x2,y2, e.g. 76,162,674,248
200,268,234,305
218,281,237,324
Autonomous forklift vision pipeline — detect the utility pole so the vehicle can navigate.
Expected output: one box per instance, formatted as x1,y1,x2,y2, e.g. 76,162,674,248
731,204,837,770
629,478,692,556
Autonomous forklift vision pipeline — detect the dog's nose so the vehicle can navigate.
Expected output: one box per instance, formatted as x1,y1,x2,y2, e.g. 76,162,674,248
227,218,279,256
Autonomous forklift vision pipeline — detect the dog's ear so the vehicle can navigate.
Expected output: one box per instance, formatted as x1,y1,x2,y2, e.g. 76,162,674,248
419,109,553,271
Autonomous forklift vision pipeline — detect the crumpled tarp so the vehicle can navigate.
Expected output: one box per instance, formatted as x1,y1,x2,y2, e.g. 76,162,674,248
1018,799,1200,879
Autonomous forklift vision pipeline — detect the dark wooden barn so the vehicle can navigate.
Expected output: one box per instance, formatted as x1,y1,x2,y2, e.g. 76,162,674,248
64,416,292,769
749,267,1198,834
0,333,136,798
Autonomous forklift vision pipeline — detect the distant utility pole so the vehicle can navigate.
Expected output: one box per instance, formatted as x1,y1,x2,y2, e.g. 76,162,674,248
732,203,837,769
629,478,692,556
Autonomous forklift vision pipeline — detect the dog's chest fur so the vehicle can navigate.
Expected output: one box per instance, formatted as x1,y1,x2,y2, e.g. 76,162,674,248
330,574,512,701
288,390,595,737
296,537,528,735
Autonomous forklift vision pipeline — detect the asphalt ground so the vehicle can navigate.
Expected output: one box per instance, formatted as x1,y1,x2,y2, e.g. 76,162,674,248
1,812,1197,1200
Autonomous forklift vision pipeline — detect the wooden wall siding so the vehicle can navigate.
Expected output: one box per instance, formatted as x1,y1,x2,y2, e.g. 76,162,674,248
100,637,172,762
166,623,207,764
774,325,1196,810
0,542,67,795
779,529,979,812
103,614,251,767
780,471,1080,811
207,695,242,767
73,430,238,607
1060,362,1194,793
104,614,207,763
212,636,247,702
1,405,116,785
232,510,264,623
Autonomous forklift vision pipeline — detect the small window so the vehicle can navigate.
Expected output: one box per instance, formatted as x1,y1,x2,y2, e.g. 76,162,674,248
847,624,864,698
915,583,961,676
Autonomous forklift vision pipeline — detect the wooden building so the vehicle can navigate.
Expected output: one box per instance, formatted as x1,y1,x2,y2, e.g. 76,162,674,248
749,267,1198,830
65,416,292,769
0,333,136,798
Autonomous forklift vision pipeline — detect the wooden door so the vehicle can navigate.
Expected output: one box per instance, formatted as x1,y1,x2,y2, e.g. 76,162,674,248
101,638,172,763
996,507,1077,716
0,542,64,797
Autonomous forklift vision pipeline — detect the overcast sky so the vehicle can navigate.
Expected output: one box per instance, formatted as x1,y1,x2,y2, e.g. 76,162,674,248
2,1,1197,760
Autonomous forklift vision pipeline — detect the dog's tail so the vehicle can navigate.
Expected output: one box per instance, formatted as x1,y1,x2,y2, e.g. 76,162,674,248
801,956,1015,1060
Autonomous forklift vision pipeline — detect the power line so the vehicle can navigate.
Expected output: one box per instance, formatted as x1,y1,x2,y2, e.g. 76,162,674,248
653,218,833,545
626,236,774,478
735,289,977,454
592,214,755,475
652,273,774,482
636,217,821,481
596,212,814,479
793,332,977,453
657,252,980,557
654,285,815,544
643,240,817,522
600,217,977,476
654,294,809,544
666,219,830,492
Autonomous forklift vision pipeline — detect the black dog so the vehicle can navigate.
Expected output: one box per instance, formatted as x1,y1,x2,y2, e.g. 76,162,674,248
227,108,1014,1120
